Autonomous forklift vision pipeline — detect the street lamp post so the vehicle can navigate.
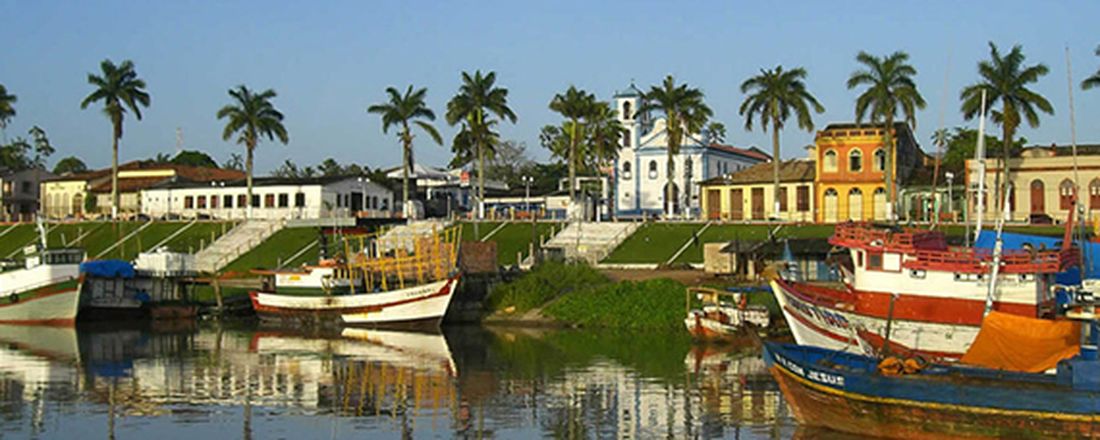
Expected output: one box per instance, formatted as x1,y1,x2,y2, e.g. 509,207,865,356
945,172,955,222
522,175,537,265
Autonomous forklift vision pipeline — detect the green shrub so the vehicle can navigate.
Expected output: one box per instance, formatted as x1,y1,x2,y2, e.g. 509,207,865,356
544,278,686,330
487,261,609,313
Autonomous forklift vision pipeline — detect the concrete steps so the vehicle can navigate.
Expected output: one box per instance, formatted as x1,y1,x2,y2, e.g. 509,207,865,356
543,222,639,265
194,220,284,273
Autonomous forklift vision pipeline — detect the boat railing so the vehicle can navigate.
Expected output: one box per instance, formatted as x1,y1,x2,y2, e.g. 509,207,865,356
337,225,462,292
902,246,1075,274
830,222,947,251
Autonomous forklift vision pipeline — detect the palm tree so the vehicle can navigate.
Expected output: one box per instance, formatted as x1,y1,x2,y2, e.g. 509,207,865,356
0,84,16,139
80,59,150,219
847,51,926,220
549,86,596,209
739,66,825,219
368,85,443,216
960,42,1052,212
445,70,517,221
637,75,712,218
704,122,726,144
216,85,289,219
1082,45,1100,90
584,101,626,171
450,118,500,169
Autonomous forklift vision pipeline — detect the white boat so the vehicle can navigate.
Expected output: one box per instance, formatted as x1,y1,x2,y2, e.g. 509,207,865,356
0,247,84,325
683,287,770,341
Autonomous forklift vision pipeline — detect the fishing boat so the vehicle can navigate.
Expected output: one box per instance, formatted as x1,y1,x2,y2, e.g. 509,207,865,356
684,286,770,341
765,300,1100,439
0,222,85,325
771,221,1078,359
249,225,462,328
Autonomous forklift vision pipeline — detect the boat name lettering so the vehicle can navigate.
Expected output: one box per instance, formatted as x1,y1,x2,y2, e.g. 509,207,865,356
774,353,845,387
789,295,850,330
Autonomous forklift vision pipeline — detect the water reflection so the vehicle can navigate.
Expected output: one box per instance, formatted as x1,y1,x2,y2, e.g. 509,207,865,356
0,323,796,439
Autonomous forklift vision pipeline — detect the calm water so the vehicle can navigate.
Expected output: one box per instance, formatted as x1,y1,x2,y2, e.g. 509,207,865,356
0,322,840,439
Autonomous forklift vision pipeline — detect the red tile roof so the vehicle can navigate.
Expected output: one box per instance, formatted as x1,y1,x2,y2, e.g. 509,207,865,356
55,160,246,193
706,143,772,161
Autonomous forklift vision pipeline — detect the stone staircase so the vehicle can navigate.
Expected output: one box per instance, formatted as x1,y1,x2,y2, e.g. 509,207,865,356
377,219,453,253
194,220,285,273
542,222,640,265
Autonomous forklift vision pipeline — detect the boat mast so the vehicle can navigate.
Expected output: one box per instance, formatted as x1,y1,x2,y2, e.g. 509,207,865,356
973,90,988,246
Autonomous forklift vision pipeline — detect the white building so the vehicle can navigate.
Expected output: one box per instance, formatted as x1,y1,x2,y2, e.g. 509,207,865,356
611,83,770,218
385,163,508,214
140,176,394,220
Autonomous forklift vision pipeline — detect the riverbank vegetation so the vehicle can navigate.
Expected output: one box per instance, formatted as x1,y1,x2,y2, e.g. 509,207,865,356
487,261,609,313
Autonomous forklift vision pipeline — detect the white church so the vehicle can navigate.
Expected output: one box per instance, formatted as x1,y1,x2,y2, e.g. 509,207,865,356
612,83,770,218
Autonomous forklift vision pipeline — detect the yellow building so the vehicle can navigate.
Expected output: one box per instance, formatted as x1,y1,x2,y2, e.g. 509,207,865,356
699,160,815,222
813,123,921,223
966,144,1100,223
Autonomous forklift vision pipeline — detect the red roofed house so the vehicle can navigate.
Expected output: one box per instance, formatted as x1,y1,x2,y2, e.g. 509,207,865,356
40,161,244,219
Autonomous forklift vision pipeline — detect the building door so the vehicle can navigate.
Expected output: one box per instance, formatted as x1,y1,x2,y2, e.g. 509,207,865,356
350,192,363,212
872,188,887,221
706,189,720,220
730,189,743,220
823,189,838,222
1030,180,1045,214
663,183,679,215
751,188,765,220
848,188,863,221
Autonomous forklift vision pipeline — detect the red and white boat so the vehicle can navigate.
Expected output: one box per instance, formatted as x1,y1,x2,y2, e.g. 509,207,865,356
0,247,85,326
771,222,1078,359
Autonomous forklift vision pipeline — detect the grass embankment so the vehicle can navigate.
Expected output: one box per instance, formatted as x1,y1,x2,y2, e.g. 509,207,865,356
603,223,702,264
1,221,237,261
222,227,321,274
459,221,562,266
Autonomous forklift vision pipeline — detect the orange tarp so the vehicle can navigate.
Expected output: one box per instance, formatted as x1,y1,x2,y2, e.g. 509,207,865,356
959,311,1080,373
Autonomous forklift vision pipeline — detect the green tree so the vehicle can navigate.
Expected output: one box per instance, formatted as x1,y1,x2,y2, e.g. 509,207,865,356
1082,45,1100,91
704,121,726,144
739,65,825,218
28,126,53,169
584,101,626,172
223,153,244,171
0,84,16,138
0,138,30,170
217,85,289,218
548,86,596,209
171,150,218,168
637,75,713,217
367,85,443,213
52,156,88,175
450,118,500,170
940,127,1026,171
847,51,926,220
446,71,517,220
960,42,1052,210
80,59,150,219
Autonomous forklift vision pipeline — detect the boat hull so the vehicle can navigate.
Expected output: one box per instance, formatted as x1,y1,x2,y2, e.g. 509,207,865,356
250,275,460,328
765,342,1100,439
0,280,81,326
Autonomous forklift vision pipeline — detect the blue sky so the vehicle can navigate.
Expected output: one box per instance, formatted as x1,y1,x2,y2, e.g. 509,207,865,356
2,0,1099,173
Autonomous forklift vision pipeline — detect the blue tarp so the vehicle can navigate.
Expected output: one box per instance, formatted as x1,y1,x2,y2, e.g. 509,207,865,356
974,230,1099,284
80,259,136,278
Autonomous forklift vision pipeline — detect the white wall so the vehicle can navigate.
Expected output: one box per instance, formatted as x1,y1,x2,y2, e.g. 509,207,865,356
141,178,393,220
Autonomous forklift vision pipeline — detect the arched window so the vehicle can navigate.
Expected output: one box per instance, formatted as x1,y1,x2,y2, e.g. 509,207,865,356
623,133,631,148
622,101,632,120
823,150,838,172
622,161,632,180
873,148,886,171
824,188,839,196
1060,179,1076,210
849,149,863,172
1090,179,1100,210
648,160,658,179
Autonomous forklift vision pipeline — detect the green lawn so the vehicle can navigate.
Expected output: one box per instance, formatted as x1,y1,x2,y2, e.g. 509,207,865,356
0,224,37,258
222,227,320,273
602,223,704,264
673,224,836,264
460,221,502,241
486,222,558,265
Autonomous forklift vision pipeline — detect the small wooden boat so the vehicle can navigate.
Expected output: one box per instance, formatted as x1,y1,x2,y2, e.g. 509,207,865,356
684,286,770,341
0,245,84,326
765,307,1100,439
250,224,462,329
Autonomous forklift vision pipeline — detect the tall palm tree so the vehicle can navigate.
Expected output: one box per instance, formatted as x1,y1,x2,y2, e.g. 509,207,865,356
549,86,596,208
80,59,150,219
0,84,16,139
1082,45,1100,90
368,85,443,216
847,51,926,221
739,65,825,219
960,42,1052,212
637,75,712,218
445,71,517,221
585,101,626,171
216,85,288,219
704,122,726,144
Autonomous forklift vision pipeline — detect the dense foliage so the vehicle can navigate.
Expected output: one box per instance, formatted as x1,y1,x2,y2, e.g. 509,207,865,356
544,278,687,330
487,261,609,313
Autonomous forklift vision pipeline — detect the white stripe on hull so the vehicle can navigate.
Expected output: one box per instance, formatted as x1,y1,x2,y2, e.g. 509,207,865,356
0,289,81,323
771,280,979,357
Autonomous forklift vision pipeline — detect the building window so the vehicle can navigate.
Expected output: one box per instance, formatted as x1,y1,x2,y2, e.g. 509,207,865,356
622,101,632,120
873,148,886,171
210,195,219,208
648,161,658,179
623,133,631,148
823,150,838,172
278,193,289,208
184,196,194,209
264,194,275,208
797,185,810,212
224,195,234,208
778,187,788,212
1061,179,1076,210
295,192,306,208
1090,179,1100,210
236,195,246,208
372,196,379,209
622,161,632,180
20,181,31,193
197,195,207,209
251,194,260,208
849,149,863,172
381,199,388,210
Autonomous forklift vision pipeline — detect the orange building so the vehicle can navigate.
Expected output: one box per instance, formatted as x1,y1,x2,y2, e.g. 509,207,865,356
814,123,921,223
